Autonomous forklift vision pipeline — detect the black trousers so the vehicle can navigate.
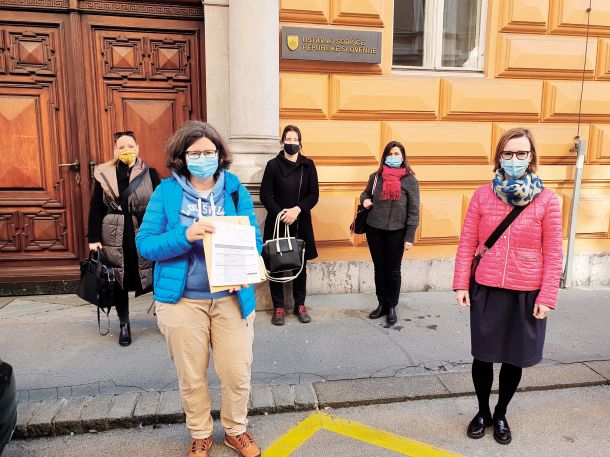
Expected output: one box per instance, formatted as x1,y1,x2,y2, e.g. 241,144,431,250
269,258,307,309
365,224,405,308
114,285,129,324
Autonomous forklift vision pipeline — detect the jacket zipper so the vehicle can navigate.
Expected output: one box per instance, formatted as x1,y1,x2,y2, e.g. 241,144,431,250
501,223,511,287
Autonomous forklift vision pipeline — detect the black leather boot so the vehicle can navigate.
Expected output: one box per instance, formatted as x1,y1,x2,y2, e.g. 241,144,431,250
386,306,397,325
368,305,387,319
119,322,132,346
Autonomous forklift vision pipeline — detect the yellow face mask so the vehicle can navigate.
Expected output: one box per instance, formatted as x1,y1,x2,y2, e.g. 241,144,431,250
117,149,138,165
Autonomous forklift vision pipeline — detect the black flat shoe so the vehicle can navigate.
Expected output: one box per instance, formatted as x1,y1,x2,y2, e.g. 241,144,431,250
493,417,512,445
386,307,397,325
368,305,387,319
119,323,132,346
467,413,492,439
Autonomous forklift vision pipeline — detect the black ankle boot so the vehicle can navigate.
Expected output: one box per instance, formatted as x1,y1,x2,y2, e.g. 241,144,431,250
368,305,387,319
386,307,397,325
119,322,132,346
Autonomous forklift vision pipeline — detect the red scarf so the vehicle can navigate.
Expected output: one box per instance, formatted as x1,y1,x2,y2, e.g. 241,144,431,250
381,165,407,200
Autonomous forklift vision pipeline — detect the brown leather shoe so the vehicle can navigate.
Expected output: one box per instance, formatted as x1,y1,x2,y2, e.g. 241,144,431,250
224,432,261,457
188,437,212,457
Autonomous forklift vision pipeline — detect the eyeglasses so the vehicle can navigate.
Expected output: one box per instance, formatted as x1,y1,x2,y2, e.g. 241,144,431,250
501,150,530,160
185,150,218,159
113,130,135,141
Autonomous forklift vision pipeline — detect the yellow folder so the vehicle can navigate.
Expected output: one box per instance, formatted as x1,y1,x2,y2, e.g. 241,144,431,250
202,216,266,293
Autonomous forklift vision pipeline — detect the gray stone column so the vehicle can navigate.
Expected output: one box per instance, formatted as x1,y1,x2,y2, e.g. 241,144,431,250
227,0,280,185
203,0,279,183
203,0,279,309
202,0,230,137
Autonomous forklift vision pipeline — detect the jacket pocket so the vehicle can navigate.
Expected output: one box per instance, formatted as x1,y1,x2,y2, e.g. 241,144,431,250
515,248,542,262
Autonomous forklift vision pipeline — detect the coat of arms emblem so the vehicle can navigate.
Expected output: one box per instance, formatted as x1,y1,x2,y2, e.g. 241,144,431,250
287,35,299,51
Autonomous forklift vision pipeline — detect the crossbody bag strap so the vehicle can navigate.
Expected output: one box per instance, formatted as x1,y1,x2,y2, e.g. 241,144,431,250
481,205,527,254
366,173,378,200
99,172,121,211
119,166,148,203
100,167,148,212
231,190,239,210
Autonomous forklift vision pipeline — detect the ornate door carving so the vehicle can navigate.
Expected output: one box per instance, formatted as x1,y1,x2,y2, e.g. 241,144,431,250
82,15,204,177
0,15,83,281
0,2,205,284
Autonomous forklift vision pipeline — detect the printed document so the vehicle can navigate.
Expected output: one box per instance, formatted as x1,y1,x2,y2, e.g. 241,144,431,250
210,221,261,286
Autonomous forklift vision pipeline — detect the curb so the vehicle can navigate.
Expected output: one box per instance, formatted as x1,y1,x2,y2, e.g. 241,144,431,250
14,360,610,439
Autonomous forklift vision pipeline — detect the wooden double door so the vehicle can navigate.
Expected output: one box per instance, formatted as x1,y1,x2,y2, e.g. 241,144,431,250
0,1,205,284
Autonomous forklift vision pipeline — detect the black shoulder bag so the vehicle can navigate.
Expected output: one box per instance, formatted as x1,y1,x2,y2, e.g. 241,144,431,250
77,249,116,335
350,173,378,235
469,204,527,288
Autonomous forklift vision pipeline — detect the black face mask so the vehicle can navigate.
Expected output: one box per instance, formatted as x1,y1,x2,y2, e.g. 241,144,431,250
283,143,301,155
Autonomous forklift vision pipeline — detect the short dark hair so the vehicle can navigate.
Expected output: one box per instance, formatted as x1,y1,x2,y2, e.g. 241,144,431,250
493,128,538,173
166,121,232,178
113,130,136,144
378,140,415,175
281,125,302,144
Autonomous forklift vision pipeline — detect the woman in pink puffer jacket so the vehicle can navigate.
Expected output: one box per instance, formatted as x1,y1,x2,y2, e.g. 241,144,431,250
453,128,563,446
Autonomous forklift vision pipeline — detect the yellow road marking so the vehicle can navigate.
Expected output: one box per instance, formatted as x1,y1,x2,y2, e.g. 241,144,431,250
262,412,464,457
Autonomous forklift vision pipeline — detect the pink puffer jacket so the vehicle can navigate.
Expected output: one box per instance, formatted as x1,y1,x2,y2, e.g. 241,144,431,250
452,184,563,308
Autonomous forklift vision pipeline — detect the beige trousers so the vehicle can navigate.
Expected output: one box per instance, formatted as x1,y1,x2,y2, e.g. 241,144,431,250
156,295,255,439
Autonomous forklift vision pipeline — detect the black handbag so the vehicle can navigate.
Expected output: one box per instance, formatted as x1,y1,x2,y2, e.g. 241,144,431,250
350,174,378,235
77,249,116,335
469,204,527,288
262,211,306,283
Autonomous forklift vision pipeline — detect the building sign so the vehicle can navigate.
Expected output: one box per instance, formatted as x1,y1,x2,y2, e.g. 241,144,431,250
281,26,382,64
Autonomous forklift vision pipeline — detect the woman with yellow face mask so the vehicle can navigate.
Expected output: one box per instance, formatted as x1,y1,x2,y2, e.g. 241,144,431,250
87,131,161,346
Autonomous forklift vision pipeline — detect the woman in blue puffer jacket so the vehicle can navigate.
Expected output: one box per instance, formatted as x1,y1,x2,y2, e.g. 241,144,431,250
136,121,263,457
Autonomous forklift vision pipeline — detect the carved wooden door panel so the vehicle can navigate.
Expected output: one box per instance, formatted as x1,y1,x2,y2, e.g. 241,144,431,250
81,15,205,178
0,13,84,281
0,3,205,285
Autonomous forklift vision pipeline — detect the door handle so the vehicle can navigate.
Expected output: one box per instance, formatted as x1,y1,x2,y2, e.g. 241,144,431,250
59,159,80,172
89,161,97,179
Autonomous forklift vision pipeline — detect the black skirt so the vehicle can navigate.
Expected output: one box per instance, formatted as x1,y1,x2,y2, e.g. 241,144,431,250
470,281,546,368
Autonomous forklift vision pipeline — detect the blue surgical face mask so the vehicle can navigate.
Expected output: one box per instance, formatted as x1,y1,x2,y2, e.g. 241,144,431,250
501,158,529,180
385,156,403,168
187,156,218,179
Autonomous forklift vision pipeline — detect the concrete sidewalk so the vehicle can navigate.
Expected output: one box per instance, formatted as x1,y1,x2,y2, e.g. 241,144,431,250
1,287,609,438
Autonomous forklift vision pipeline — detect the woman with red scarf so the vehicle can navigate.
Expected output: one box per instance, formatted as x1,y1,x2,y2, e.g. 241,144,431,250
360,141,420,325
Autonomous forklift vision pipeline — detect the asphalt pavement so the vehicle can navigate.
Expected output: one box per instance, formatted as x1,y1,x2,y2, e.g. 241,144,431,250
1,287,609,441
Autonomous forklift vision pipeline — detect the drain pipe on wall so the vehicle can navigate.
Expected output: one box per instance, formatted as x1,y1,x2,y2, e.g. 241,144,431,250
561,2,592,289
561,137,587,289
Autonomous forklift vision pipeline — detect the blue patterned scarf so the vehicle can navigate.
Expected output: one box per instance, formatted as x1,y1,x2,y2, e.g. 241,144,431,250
492,171,544,207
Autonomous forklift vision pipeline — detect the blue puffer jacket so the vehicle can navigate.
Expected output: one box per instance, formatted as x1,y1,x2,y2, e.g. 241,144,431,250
135,171,263,318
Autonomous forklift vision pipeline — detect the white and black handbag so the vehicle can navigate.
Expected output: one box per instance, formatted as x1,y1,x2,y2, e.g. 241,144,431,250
261,211,306,283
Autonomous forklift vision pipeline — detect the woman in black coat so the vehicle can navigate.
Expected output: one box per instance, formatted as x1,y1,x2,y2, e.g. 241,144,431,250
260,125,319,326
